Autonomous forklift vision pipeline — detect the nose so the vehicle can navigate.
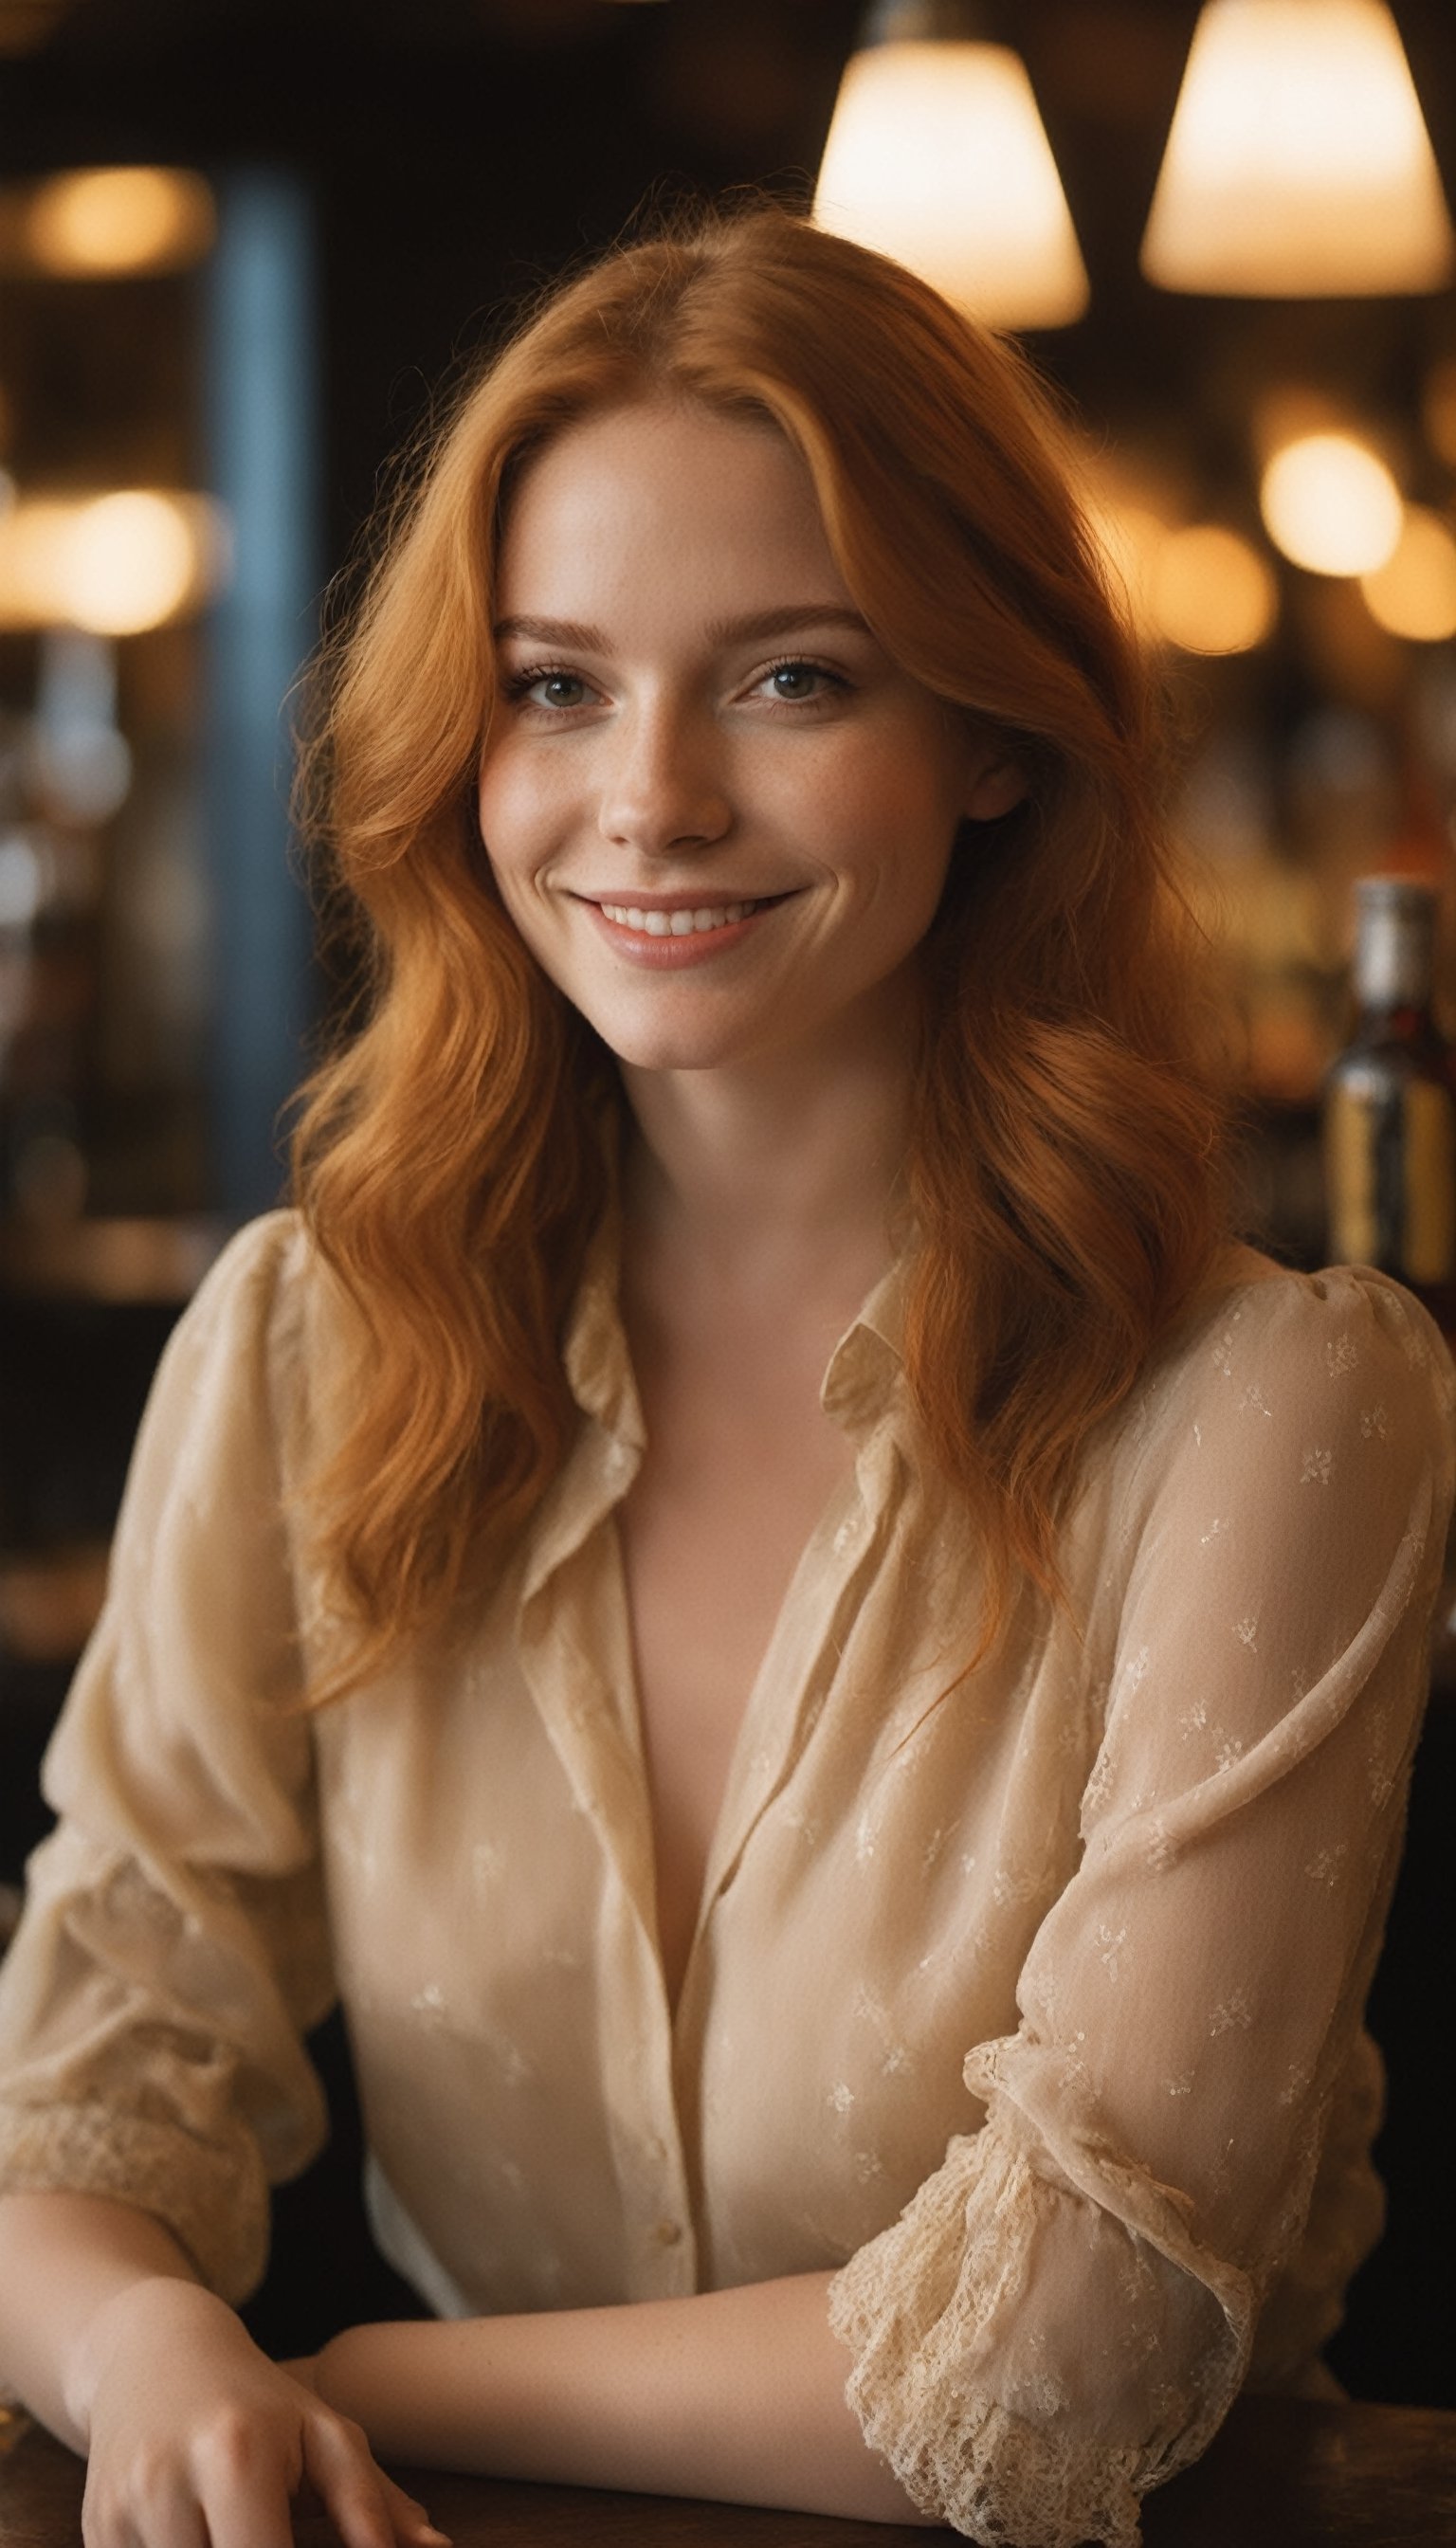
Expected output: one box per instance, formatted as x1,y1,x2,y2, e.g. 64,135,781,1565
597,701,731,857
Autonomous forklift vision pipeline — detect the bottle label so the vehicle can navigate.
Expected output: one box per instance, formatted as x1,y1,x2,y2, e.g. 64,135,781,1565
1325,1077,1456,1283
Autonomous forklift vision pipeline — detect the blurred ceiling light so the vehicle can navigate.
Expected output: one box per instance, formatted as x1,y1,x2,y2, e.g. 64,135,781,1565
0,501,74,629
814,0,1089,328
1260,431,1403,574
62,492,198,632
1141,0,1456,296
0,491,228,632
1150,522,1279,653
24,166,216,277
1359,506,1456,642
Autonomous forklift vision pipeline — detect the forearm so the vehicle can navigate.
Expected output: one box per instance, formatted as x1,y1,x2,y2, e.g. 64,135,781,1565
315,2271,932,2523
0,2189,200,2448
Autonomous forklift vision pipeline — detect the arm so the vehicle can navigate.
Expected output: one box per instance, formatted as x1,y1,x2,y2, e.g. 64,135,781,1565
313,2271,933,2522
0,2189,445,2548
827,1271,1456,2546
0,1224,432,2544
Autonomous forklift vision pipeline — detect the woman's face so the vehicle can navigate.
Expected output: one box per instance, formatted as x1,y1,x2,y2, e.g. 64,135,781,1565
478,398,1021,1080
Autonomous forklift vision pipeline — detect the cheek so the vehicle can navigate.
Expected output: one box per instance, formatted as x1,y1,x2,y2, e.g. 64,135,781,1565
477,755,548,901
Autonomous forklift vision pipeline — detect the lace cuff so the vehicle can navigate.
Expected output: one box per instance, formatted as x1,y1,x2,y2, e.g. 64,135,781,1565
0,2097,270,2302
828,2114,1247,2547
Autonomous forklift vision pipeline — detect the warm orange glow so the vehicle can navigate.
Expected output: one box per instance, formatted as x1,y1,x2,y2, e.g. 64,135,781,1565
0,500,76,628
1259,432,1402,575
1084,498,1165,635
1141,0,1455,296
814,41,1088,328
23,167,215,276
1360,506,1456,641
1151,523,1279,653
0,490,229,631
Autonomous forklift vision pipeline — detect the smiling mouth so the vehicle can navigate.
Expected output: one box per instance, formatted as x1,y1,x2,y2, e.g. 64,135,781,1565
594,896,775,937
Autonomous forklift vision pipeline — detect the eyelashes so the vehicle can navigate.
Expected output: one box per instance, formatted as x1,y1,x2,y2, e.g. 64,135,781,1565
499,656,851,714
755,656,847,703
501,664,597,711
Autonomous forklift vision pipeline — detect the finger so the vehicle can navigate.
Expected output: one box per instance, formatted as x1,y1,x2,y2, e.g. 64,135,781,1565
381,2471,453,2547
301,2412,416,2548
187,2425,299,2548
82,2455,209,2548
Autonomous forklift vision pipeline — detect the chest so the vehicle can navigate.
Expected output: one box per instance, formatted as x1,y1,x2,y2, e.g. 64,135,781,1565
613,1326,859,2009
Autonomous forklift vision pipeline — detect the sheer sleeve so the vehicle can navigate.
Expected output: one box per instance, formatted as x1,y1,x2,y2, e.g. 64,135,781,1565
0,1213,332,2303
828,1268,1455,2546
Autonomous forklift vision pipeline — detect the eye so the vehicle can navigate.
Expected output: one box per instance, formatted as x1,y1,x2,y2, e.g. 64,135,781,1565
504,664,597,711
758,658,838,703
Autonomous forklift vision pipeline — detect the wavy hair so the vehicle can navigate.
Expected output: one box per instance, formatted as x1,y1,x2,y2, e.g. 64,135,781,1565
291,202,1230,1701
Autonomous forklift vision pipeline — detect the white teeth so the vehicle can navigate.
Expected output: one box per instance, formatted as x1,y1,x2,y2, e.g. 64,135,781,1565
599,900,755,936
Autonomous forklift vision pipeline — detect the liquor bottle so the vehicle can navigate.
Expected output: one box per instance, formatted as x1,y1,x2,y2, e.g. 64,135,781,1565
1323,876,1456,1338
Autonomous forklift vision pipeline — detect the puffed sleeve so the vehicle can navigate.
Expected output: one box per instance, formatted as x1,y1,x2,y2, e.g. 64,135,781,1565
0,1212,333,2304
828,1268,1454,2547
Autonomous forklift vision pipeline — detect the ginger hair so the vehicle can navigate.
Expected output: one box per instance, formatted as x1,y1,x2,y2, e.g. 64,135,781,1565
291,202,1230,1701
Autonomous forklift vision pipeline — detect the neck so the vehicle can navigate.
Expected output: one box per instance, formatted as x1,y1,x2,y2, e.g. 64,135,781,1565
619,1028,915,1305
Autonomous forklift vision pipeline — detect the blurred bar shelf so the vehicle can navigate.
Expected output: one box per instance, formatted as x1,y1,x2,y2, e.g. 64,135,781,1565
0,1212,228,1301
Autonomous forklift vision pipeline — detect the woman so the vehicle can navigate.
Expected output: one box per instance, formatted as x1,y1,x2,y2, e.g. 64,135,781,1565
0,207,1449,2548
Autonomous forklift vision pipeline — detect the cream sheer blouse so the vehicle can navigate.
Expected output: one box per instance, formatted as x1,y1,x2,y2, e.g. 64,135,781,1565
0,1212,1451,2547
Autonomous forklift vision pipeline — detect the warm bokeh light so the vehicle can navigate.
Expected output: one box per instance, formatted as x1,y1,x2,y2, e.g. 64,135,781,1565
0,491,228,632
1359,506,1456,642
0,500,75,628
63,492,196,633
23,167,215,276
814,41,1089,328
1141,0,1456,295
1084,499,1165,635
1150,523,1279,653
1259,433,1403,575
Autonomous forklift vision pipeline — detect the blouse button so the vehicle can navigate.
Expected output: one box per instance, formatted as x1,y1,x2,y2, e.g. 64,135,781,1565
653,2216,683,2247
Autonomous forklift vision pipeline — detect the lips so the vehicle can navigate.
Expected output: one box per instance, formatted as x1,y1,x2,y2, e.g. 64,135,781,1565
578,889,792,965
596,898,760,937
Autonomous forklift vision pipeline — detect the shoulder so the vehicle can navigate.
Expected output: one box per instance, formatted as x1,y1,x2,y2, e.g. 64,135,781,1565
1156,1249,1450,1421
164,1208,317,1367
137,1210,331,1465
1107,1252,1454,1555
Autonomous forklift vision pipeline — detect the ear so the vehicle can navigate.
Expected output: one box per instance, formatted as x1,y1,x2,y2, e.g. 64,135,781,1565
963,752,1028,823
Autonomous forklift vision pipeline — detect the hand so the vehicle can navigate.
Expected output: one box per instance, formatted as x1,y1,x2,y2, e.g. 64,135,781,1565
73,2278,450,2548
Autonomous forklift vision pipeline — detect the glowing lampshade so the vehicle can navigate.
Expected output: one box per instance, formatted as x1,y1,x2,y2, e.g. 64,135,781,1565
0,491,227,633
1150,523,1279,653
24,167,215,277
1141,0,1455,296
1259,432,1402,573
814,38,1089,327
1360,506,1456,641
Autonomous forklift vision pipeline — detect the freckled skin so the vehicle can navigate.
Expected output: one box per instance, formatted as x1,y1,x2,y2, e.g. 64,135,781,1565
478,399,1023,1083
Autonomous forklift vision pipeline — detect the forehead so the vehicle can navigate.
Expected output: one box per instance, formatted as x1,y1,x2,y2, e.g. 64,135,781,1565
495,399,846,607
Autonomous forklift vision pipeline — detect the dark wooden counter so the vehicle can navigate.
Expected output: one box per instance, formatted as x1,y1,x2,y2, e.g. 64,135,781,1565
3,2394,1454,2545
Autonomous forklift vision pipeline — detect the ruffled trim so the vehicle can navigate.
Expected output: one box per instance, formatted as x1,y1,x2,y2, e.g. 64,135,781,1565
828,2116,1247,2547
0,2098,270,2302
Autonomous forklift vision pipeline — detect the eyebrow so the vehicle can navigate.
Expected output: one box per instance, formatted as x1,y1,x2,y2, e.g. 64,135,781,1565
491,605,871,649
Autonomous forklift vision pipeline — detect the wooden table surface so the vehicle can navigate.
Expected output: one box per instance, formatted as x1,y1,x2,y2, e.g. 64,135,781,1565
3,2393,1454,2546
